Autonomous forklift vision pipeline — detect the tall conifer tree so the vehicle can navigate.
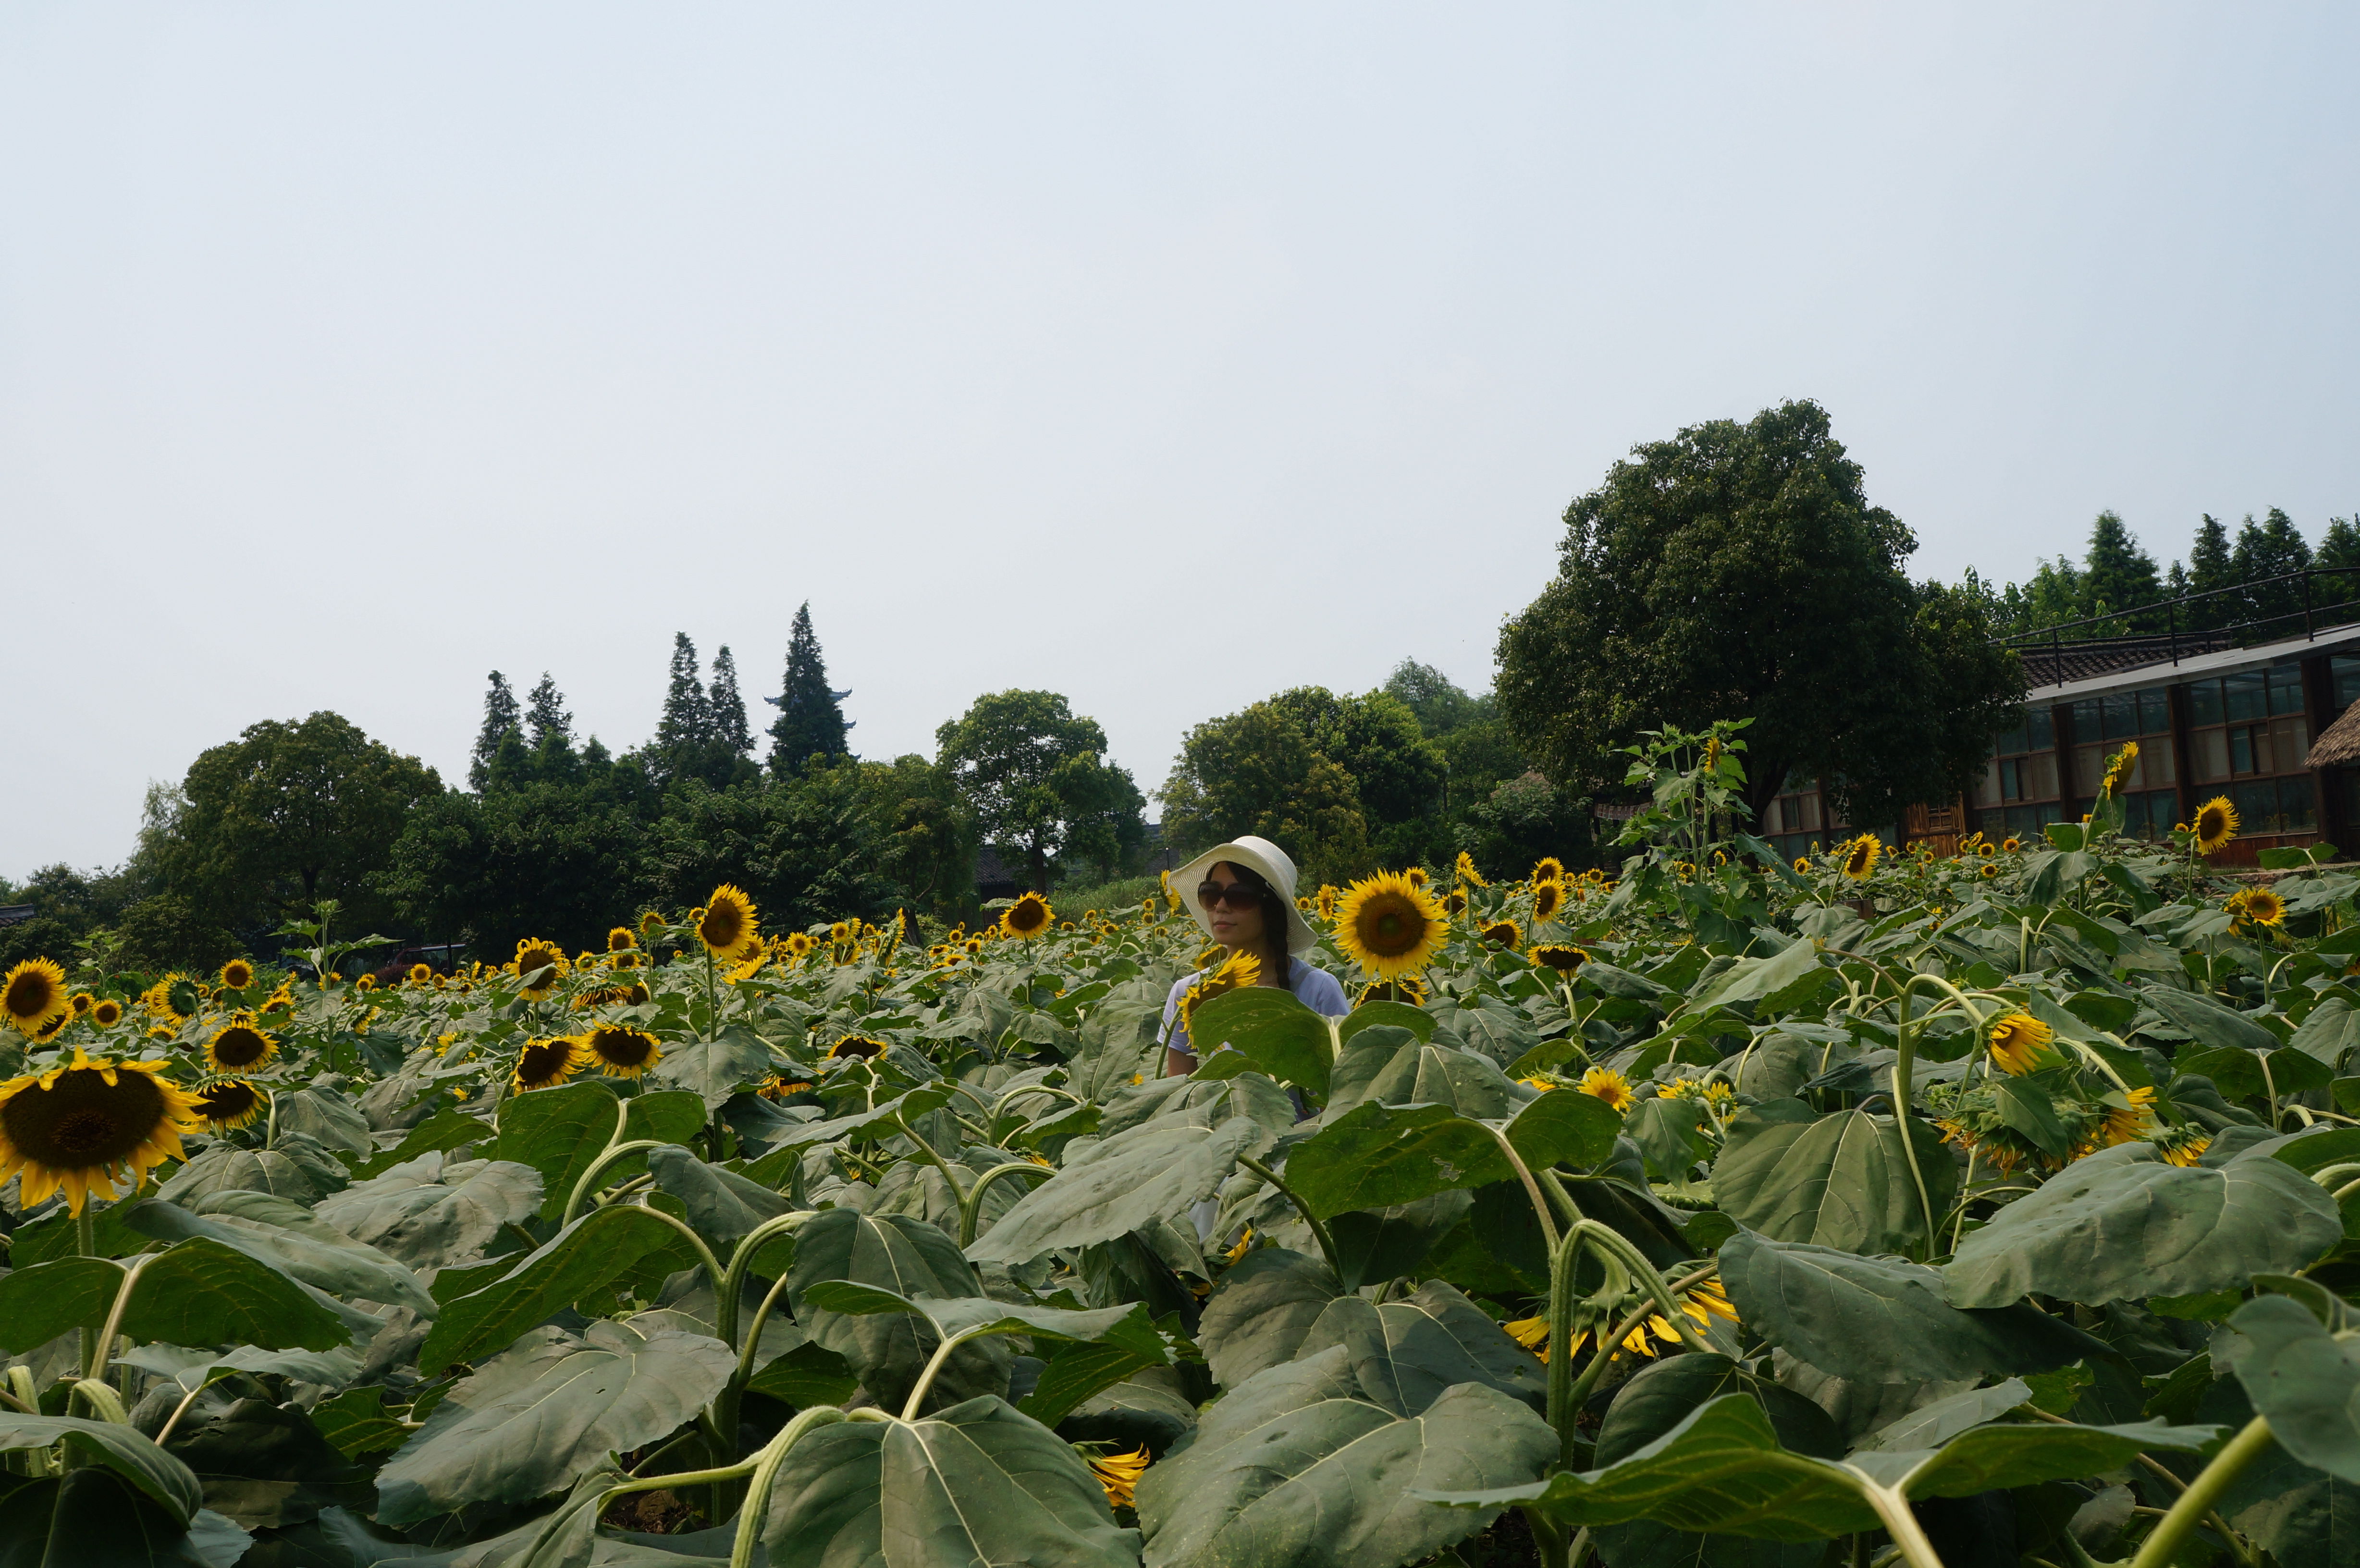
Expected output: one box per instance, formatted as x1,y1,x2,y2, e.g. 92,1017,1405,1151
767,603,849,776
469,673,522,791
2185,515,2235,629
2080,511,2161,628
525,674,574,753
708,646,753,759
655,634,711,757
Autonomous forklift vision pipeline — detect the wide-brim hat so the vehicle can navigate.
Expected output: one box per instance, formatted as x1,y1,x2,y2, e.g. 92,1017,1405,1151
1173,835,1318,956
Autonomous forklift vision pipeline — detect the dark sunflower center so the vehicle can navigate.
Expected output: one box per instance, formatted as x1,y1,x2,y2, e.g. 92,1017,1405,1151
1356,893,1426,957
703,908,743,947
594,1031,652,1066
3,1068,163,1167
198,1084,259,1121
5,973,57,1017
213,1027,268,1067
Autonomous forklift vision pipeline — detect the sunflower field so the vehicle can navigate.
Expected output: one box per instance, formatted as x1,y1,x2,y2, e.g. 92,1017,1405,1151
6,728,2360,1568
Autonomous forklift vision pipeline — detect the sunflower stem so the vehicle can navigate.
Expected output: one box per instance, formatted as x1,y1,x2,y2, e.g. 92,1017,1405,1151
1236,1154,1344,1280
893,1115,967,1212
560,1139,668,1228
74,1205,98,1374
2129,1415,2274,1568
261,1086,279,1151
1483,1125,1561,1255
959,1160,1054,1248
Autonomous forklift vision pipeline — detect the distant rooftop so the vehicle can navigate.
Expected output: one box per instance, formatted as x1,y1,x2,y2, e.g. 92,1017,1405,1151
2002,567,2360,694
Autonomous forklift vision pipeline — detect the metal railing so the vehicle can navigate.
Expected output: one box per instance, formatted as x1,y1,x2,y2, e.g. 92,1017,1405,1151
1996,568,2360,687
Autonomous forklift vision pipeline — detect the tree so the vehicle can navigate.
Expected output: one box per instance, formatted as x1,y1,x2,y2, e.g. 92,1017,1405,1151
767,603,849,776
843,755,978,919
1160,701,1371,886
469,673,522,791
708,646,753,760
2233,508,2312,622
640,774,898,932
158,713,440,931
1494,400,2025,831
2081,511,2162,631
2184,515,2235,629
523,673,579,784
2318,516,2360,611
110,895,242,975
935,691,1144,893
1383,660,1487,736
378,783,650,957
1459,772,1590,878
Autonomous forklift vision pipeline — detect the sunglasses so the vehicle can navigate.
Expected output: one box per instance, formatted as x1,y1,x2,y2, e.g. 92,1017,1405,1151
1196,882,1265,910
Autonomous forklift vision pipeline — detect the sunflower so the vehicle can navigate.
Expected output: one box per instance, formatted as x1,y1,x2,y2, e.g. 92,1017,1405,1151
2000,836,2021,853
2227,885,2286,928
2191,796,2238,857
1002,892,1054,939
407,963,433,985
639,910,666,935
1356,974,1429,1006
1985,1013,2055,1075
1529,943,1589,974
1443,890,1468,917
90,998,123,1028
67,992,94,1018
1295,896,1312,912
1532,857,1565,885
1405,867,1430,888
1793,857,1811,875
513,940,570,999
31,1011,70,1044
1840,835,1882,880
583,1024,663,1078
1531,881,1565,925
963,938,984,957
826,1034,887,1060
0,1050,206,1213
1979,863,2000,880
1316,885,1339,921
1181,950,1262,1042
204,1020,278,1073
728,947,770,982
1333,871,1449,979
1090,1446,1149,1510
2152,1127,2212,1167
610,949,642,971
2098,1085,2157,1147
512,1035,588,1092
1506,1279,1736,1365
2099,740,2140,797
756,1075,814,1102
692,884,757,957
1452,852,1488,889
191,1079,267,1131
1577,1066,1633,1111
1,959,70,1037
217,957,257,991
607,927,638,953
1479,918,1522,949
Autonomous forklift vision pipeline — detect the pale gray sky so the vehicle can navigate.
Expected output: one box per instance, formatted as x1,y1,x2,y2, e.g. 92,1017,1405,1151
6,4,2356,875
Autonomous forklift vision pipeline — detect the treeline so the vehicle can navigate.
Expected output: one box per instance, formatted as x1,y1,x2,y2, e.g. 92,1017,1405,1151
1976,507,2360,639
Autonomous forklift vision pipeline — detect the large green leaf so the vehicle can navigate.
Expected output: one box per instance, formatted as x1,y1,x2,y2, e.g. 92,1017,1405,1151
1504,1088,1624,1172
1418,1393,2215,1539
651,1026,774,1109
418,1203,707,1374
155,1143,340,1207
0,1468,247,1568
1328,1190,1474,1292
1198,1247,1345,1389
2140,983,2283,1053
1134,1342,1556,1568
1944,1143,2342,1307
787,1209,1009,1413
761,1396,1140,1568
1291,1281,1548,1413
159,1394,374,1531
1067,999,1167,1102
966,1116,1271,1265
1191,987,1336,1100
0,1416,204,1525
1710,1102,1954,1256
1284,1102,1516,1218
375,1319,735,1527
121,1196,434,1316
312,1152,544,1270
492,1081,707,1222
0,1238,355,1354
1325,1029,1525,1119
1717,1229,2114,1384
271,1086,374,1156
645,1144,796,1247
2218,1294,2360,1483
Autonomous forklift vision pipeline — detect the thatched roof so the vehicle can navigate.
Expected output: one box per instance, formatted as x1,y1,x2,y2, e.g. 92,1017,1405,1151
2309,701,2360,768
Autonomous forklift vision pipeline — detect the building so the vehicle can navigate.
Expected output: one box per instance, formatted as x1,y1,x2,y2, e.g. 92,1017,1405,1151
1756,574,2360,868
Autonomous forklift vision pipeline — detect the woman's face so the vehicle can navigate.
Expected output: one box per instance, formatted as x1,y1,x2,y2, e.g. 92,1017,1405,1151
1202,862,1266,952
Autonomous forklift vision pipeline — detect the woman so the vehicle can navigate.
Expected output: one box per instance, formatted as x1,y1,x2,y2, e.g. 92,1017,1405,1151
1161,835,1347,1077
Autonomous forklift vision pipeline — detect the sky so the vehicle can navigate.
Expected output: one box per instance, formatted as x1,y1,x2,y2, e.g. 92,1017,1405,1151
5,4,2357,875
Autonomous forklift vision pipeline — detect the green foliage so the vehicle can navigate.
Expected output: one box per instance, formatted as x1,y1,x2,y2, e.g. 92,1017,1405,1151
13,790,2360,1568
1495,399,2027,829
937,689,1147,891
765,601,850,776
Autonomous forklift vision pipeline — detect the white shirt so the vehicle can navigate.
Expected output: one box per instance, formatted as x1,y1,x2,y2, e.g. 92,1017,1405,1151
1159,955,1351,1062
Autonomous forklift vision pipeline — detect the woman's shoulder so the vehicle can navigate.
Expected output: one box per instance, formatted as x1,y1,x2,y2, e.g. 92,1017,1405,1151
1290,959,1350,1014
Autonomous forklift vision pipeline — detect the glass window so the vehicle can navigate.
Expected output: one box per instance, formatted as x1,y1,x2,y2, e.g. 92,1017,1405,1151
2072,743,2104,794
1973,759,2001,809
2070,698,2100,737
2334,655,2360,715
2139,688,2171,733
2270,664,2308,716
2232,729,2255,775
2194,729,2232,782
2189,679,2224,725
2102,692,2139,740
2227,671,2269,722
2027,707,2054,750
2270,715,2311,773
2142,742,2176,787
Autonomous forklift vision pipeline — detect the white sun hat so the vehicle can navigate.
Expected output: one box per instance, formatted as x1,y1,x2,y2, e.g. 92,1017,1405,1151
1172,835,1319,955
